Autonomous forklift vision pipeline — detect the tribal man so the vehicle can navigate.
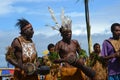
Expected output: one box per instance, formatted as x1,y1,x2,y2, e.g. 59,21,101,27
48,7,95,80
6,18,40,80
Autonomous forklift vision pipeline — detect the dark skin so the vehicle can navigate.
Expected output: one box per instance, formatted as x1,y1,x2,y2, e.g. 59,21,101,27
90,44,101,60
102,26,120,60
54,29,95,78
89,44,107,80
54,29,84,67
94,45,101,54
8,24,37,72
89,44,104,67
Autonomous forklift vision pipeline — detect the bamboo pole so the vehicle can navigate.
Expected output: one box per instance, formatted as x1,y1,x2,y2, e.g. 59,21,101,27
84,0,92,55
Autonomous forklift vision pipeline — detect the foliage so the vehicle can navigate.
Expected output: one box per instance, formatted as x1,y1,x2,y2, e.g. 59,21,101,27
38,57,43,65
48,52,59,62
89,52,107,67
78,49,88,60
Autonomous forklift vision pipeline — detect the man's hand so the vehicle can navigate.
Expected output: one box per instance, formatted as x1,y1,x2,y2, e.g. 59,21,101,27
22,63,36,75
53,55,77,64
22,64,28,73
53,59,66,63
114,50,120,57
102,50,120,60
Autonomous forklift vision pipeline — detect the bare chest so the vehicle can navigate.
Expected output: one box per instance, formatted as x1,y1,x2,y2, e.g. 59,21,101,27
58,41,77,57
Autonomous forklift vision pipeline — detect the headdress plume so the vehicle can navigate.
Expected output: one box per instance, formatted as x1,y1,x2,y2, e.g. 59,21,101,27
47,7,72,32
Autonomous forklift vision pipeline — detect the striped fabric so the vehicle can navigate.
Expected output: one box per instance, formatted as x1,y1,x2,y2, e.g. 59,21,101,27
0,68,14,77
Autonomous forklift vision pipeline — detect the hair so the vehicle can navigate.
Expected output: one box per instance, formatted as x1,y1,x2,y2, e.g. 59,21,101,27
47,43,55,50
59,26,72,36
59,26,64,33
93,43,100,49
15,18,30,31
111,23,120,32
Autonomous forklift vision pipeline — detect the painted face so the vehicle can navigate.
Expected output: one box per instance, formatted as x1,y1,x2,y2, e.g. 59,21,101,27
22,24,34,39
62,30,72,40
113,26,120,39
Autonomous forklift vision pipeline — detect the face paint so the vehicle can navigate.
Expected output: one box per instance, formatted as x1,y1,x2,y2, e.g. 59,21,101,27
62,30,72,41
22,24,34,39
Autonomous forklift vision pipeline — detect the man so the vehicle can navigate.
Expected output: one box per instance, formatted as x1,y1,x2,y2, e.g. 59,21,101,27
54,26,87,80
6,18,39,80
55,18,96,80
89,43,107,80
101,23,120,80
48,7,95,80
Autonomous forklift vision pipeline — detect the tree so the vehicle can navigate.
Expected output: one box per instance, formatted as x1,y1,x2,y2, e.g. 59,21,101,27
77,0,92,55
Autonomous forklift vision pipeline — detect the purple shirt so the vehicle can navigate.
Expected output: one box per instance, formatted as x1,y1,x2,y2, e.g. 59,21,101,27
101,38,120,75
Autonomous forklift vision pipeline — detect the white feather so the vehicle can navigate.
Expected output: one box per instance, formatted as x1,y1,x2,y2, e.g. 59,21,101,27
61,8,65,26
48,7,58,24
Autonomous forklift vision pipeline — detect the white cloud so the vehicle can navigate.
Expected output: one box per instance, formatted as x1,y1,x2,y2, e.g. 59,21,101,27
0,0,28,16
34,27,59,37
72,23,87,35
0,0,69,16
72,29,86,36
67,12,85,17
0,0,15,15
34,20,112,36
13,0,68,3
1,0,119,36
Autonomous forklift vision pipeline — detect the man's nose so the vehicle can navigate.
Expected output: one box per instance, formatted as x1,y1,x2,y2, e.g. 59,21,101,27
118,31,120,35
68,32,71,35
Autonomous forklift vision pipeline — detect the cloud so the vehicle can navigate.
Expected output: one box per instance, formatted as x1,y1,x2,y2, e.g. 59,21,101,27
0,0,15,15
0,0,28,16
34,27,59,37
13,0,68,3
33,20,111,37
72,23,87,35
0,0,69,16
0,0,119,35
66,12,85,17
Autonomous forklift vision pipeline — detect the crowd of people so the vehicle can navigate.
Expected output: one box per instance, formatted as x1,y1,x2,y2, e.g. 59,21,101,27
5,8,120,80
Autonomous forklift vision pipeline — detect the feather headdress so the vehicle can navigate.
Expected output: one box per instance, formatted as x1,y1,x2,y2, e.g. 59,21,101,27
48,7,72,32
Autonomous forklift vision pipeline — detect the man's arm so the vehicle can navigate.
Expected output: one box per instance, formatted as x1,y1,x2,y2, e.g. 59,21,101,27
74,40,88,59
53,54,96,78
101,40,120,60
7,38,24,69
102,50,120,60
74,40,81,54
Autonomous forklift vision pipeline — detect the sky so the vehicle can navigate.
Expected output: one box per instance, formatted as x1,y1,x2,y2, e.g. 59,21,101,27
1,0,120,36
0,0,120,67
